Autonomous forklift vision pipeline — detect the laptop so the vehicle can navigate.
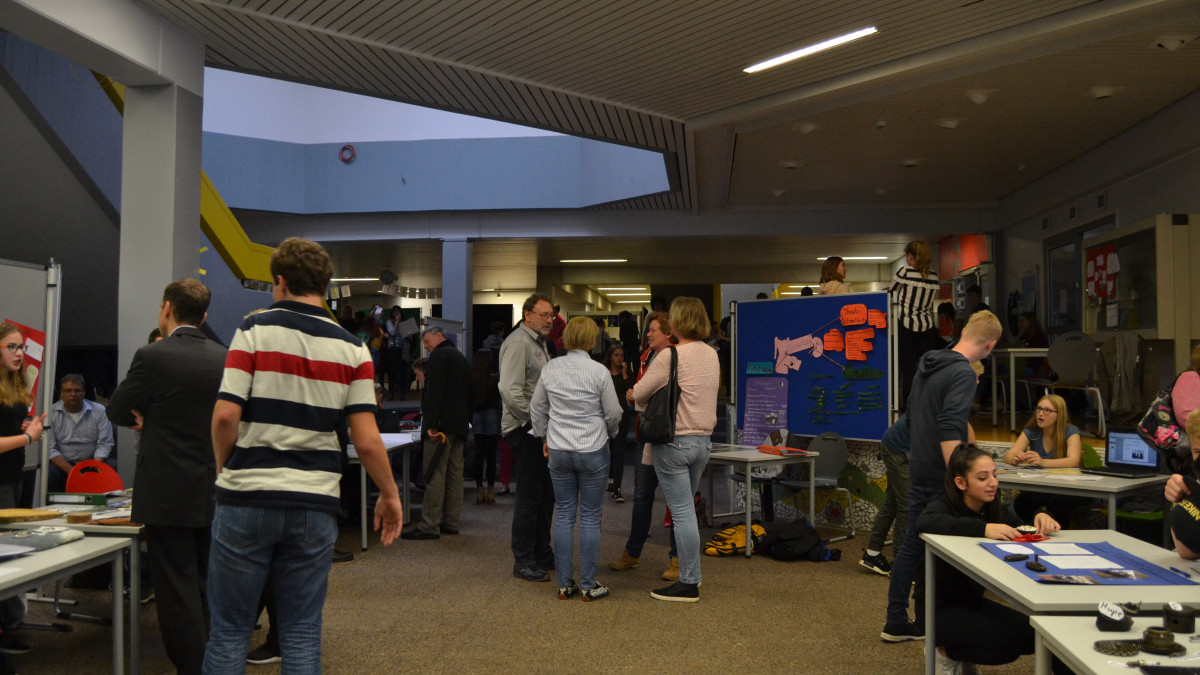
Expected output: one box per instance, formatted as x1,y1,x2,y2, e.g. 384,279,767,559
1081,430,1160,478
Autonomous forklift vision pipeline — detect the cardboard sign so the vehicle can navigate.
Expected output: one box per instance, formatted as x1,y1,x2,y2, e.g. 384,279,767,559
839,304,867,326
867,309,887,328
823,328,844,352
845,327,875,361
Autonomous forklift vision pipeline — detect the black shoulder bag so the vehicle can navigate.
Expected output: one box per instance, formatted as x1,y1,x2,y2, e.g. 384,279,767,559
638,346,679,444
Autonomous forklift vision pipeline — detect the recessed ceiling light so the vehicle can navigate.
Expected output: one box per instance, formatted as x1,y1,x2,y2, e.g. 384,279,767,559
744,27,878,73
965,89,993,105
771,189,785,198
814,256,888,261
598,287,647,291
560,259,627,263
780,160,800,169
937,118,959,129
875,188,887,195
615,300,651,304
794,122,819,134
902,159,920,168
1089,86,1116,100
330,278,377,282
605,293,650,296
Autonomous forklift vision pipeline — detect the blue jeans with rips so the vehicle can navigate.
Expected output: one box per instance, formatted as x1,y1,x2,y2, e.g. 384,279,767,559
548,445,610,590
885,483,943,626
203,504,337,675
651,435,710,586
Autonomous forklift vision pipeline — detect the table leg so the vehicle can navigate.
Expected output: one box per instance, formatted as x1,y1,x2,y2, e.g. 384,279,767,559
1107,495,1117,530
707,468,715,525
808,459,815,532
990,352,998,427
1034,632,1051,675
924,546,935,675
1009,352,1018,433
130,538,140,674
743,465,752,558
112,551,125,675
402,446,412,528
360,464,368,551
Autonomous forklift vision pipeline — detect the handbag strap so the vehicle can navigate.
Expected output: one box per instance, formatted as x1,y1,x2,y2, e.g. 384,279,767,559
667,346,680,414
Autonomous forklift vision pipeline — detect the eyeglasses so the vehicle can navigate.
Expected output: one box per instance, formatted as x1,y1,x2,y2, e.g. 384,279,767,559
530,311,554,319
3,344,26,354
1035,406,1057,415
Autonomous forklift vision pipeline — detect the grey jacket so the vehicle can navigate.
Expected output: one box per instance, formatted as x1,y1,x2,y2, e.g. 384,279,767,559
498,324,550,435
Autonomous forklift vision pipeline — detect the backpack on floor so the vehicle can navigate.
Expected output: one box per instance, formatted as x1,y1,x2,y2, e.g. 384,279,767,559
758,519,841,562
703,523,766,556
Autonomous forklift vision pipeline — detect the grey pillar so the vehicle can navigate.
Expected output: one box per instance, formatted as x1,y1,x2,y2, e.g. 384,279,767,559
442,239,473,352
115,83,204,481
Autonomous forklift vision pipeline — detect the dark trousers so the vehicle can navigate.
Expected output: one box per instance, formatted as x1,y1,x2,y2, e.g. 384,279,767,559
507,429,554,569
381,349,410,398
607,412,632,490
145,524,211,675
897,326,942,412
473,434,499,487
624,461,677,559
885,484,942,626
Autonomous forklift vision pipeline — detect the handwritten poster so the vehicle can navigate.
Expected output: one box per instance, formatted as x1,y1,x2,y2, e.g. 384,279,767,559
743,377,788,444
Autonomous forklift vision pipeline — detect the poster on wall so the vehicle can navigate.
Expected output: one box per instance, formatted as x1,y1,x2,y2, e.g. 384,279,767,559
735,293,890,441
742,377,788,445
4,319,45,414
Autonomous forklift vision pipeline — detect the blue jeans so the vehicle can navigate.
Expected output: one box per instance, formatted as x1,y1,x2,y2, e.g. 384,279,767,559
624,460,677,559
548,445,610,590
885,483,943,626
203,504,337,675
651,435,710,585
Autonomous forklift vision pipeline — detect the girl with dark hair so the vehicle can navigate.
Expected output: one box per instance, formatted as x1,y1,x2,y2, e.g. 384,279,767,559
602,344,635,502
471,349,502,504
917,444,1063,673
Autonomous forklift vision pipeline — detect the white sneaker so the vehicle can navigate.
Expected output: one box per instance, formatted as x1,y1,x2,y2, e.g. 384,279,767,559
935,648,963,675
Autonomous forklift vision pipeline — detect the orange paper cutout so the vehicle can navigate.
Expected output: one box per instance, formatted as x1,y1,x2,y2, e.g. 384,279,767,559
823,329,844,352
845,328,875,361
840,304,868,326
868,309,887,329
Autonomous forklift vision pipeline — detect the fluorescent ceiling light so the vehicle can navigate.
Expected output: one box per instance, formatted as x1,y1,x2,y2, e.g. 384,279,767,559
560,259,627,263
780,292,808,295
330,278,377,282
605,293,650,296
598,287,647,291
786,284,819,288
615,300,651,304
744,27,877,74
814,256,888,261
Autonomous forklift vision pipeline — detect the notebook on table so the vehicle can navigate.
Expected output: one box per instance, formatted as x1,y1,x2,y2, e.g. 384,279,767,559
1081,430,1160,478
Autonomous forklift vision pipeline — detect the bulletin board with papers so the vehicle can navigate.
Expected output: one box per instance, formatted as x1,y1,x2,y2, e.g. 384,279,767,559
734,292,891,442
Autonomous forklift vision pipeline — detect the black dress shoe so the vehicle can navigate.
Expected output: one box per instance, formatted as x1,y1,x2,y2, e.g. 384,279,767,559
512,564,549,582
400,529,440,540
439,525,459,535
331,548,355,563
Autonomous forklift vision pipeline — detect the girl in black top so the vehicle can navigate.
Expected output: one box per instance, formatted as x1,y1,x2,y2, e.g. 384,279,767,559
917,443,1065,673
0,323,47,504
603,344,635,502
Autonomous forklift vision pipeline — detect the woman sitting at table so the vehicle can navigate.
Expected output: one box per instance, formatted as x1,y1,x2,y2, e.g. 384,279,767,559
1002,394,1086,525
917,443,1066,674
1165,410,1200,559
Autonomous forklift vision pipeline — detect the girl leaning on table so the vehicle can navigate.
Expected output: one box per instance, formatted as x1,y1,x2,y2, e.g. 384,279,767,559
1165,409,1200,559
1001,394,1088,526
917,443,1072,675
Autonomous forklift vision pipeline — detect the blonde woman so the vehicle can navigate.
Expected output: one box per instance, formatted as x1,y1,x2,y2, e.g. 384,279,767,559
819,256,850,295
1003,394,1085,523
630,297,719,602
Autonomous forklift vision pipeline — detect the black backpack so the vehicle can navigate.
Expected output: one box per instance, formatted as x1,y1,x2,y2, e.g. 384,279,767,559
758,519,841,562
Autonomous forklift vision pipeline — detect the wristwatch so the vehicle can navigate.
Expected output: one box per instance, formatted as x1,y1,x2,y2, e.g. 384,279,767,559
22,432,32,446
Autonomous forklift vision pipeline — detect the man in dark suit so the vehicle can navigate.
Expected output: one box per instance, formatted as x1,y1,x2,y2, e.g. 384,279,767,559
107,279,227,675
403,326,472,539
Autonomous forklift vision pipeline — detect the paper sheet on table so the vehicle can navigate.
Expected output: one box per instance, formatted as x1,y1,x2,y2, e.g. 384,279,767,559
1041,555,1122,570
1015,472,1102,481
997,544,1035,555
1034,543,1090,555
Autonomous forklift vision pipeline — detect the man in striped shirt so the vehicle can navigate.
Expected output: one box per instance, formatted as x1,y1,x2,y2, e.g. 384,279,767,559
204,238,402,672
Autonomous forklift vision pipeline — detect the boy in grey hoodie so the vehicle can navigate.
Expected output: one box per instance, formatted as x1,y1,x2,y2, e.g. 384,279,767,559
881,311,1001,643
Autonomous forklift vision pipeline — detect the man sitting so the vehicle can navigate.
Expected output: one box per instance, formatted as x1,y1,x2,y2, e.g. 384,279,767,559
47,374,115,493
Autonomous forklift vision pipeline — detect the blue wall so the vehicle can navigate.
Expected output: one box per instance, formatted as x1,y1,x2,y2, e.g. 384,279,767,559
202,133,670,213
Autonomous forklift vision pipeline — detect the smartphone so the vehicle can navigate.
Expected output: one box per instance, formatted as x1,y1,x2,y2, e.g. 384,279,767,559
1003,553,1028,562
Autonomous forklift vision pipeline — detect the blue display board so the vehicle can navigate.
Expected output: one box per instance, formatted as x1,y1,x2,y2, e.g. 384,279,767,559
735,292,890,441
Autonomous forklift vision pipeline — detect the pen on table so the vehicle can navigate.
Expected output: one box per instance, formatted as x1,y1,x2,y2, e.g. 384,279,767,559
1169,566,1191,578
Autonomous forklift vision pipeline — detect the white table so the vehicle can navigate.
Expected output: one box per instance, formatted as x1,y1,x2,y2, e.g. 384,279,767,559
996,466,1169,530
0,536,129,674
7,516,143,674
922,530,1200,674
706,444,818,558
1031,614,1200,674
989,347,1049,432
348,431,421,550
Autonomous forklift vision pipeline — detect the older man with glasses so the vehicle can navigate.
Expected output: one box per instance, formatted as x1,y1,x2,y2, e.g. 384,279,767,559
500,292,557,581
46,374,115,493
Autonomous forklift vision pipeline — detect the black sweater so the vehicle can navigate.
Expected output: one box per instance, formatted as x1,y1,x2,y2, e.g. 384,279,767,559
907,349,977,488
917,493,1024,608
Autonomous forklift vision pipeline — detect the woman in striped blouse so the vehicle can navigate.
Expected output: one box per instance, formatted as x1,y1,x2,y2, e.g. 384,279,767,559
891,241,941,409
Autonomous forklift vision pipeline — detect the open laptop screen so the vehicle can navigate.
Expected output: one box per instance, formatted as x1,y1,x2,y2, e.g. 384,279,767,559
1105,431,1158,468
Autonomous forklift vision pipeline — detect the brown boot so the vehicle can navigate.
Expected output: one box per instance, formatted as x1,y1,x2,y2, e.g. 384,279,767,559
476,487,486,504
486,486,496,504
662,557,679,581
607,551,640,571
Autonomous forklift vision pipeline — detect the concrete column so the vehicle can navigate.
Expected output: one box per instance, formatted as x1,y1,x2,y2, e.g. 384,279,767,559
114,83,203,480
442,239,473,352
